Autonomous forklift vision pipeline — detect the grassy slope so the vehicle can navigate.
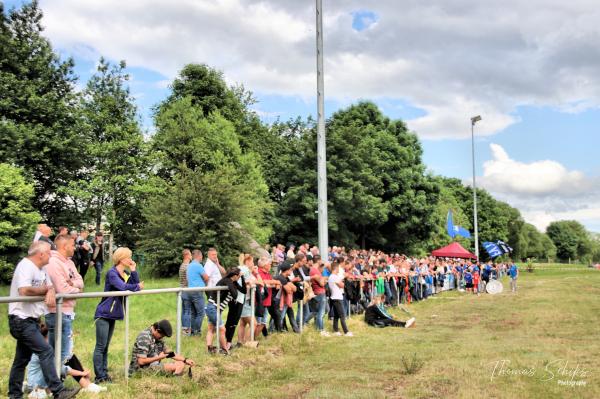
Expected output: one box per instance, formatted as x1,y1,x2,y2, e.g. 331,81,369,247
1,264,599,399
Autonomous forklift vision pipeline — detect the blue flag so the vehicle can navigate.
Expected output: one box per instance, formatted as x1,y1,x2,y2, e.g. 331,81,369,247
483,242,503,258
497,240,513,254
447,210,472,239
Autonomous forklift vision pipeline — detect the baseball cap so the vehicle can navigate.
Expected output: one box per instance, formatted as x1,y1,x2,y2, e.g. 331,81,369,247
154,319,173,337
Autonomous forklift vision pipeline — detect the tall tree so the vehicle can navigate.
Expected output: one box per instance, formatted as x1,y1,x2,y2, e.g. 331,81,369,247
0,1,83,225
66,58,149,246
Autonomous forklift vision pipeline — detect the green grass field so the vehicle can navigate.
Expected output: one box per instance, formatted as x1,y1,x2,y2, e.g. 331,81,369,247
1,264,599,398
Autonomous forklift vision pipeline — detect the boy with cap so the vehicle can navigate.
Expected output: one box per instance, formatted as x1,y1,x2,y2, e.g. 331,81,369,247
129,319,195,376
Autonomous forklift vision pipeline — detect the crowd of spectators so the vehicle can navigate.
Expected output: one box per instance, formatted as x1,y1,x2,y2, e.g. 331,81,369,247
6,226,519,398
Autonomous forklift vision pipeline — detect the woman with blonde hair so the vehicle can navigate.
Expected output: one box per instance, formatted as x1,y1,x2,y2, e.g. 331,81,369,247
92,247,144,384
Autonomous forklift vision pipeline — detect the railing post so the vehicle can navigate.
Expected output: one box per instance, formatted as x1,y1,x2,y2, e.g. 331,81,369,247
124,294,130,381
299,299,303,333
216,289,221,352
250,286,255,342
176,290,182,354
54,297,63,373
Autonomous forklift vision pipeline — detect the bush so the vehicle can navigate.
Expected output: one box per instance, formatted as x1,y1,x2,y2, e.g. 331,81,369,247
0,163,40,283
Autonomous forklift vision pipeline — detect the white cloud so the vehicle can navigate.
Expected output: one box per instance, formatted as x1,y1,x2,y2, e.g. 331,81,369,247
477,143,600,231
36,0,600,139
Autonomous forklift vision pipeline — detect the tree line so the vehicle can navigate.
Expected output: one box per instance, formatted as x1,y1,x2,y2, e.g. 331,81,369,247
1,2,598,281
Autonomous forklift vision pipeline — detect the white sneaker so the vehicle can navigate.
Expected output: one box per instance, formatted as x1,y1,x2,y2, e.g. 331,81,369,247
320,330,331,337
405,317,416,328
28,388,48,399
333,331,342,336
344,332,354,337
82,383,107,393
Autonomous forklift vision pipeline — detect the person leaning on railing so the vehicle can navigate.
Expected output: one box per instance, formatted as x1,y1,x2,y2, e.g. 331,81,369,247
7,240,80,399
92,247,144,384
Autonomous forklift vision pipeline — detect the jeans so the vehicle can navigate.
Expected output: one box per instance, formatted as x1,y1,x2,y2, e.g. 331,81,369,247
331,299,349,334
93,317,116,380
510,278,518,292
312,294,327,331
190,292,206,335
45,313,74,377
267,303,282,332
94,260,104,285
181,291,192,330
225,301,243,343
279,304,298,332
8,316,64,397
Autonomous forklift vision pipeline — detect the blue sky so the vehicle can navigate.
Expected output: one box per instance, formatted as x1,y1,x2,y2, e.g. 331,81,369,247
4,0,600,232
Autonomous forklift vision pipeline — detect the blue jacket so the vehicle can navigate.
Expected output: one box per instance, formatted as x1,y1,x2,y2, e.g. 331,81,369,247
94,266,140,320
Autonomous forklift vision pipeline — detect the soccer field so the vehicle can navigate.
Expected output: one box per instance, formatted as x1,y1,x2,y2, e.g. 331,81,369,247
1,265,599,398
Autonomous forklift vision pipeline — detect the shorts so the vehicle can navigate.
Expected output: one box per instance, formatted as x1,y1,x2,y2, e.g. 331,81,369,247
465,282,473,288
205,303,224,327
241,302,253,318
256,316,267,325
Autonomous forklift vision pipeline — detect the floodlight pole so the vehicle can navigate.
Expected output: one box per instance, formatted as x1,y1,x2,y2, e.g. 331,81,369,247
471,115,482,261
316,0,328,257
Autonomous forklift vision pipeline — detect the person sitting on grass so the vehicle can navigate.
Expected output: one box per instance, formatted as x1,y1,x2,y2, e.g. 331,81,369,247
364,294,415,328
129,319,195,377
26,324,106,398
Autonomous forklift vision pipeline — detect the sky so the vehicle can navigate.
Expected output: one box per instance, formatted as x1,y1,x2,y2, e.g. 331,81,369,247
4,0,600,232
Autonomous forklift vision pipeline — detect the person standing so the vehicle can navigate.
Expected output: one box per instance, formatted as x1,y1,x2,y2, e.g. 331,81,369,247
204,248,226,289
509,261,519,293
178,249,192,335
309,259,329,336
7,241,80,399
328,261,352,337
91,233,104,285
45,235,84,378
93,247,143,384
187,250,208,336
34,224,56,250
205,268,245,355
75,230,92,281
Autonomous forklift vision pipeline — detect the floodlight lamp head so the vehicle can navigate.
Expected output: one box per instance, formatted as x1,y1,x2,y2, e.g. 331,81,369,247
471,115,482,125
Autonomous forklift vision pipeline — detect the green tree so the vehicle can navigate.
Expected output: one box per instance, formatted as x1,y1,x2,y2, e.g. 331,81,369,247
272,102,439,252
0,163,40,283
142,97,271,274
64,58,149,247
0,1,83,225
546,220,592,261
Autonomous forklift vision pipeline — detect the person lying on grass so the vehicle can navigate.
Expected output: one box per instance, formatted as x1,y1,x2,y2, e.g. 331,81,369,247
364,294,415,328
129,319,195,377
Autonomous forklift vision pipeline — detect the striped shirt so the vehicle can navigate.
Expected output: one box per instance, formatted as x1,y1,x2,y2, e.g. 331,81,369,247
178,262,189,288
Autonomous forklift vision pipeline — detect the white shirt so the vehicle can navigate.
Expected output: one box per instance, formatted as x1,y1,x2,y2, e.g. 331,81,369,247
9,258,52,319
33,231,42,242
204,258,222,288
328,273,344,300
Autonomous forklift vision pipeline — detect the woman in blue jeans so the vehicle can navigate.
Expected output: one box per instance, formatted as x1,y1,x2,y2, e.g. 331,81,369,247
92,247,143,383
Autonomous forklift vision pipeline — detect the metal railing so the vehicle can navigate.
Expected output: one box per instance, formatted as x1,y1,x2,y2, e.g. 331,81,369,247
0,286,229,380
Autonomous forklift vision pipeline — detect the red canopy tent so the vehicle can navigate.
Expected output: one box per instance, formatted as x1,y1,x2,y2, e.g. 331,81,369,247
431,242,477,259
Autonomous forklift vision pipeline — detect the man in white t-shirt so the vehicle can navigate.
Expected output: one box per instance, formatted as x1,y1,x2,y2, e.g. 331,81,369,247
327,261,352,337
204,248,226,288
8,241,80,399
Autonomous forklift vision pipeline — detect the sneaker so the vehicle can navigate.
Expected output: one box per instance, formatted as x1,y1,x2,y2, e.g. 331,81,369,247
320,331,331,337
333,332,342,336
344,332,354,337
405,317,416,328
81,383,107,394
28,388,48,399
207,346,217,355
218,348,230,356
54,387,80,399
93,376,111,385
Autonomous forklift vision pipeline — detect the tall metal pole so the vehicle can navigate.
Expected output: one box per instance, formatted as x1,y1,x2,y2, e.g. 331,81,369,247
471,116,481,261
316,0,329,258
